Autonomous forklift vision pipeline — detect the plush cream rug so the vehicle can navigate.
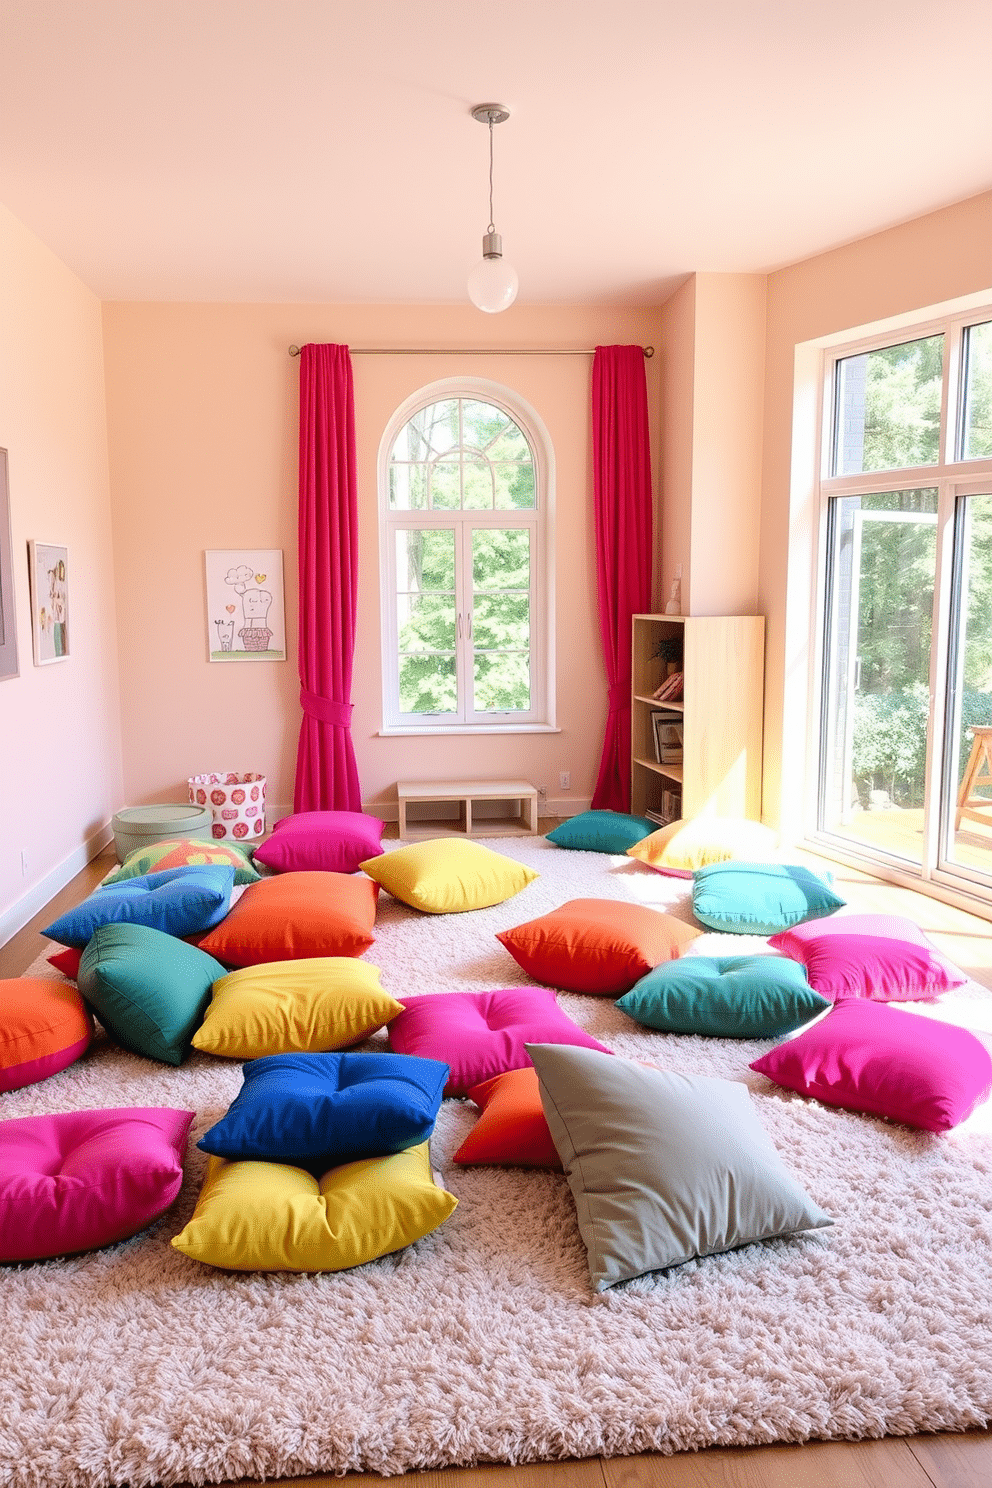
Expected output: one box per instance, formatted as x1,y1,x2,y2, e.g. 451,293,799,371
3,838,992,1488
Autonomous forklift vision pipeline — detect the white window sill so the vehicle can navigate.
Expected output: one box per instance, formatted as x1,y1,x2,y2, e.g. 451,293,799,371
378,723,560,737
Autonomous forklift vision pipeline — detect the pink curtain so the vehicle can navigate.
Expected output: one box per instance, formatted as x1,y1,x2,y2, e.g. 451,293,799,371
590,345,654,812
294,343,363,812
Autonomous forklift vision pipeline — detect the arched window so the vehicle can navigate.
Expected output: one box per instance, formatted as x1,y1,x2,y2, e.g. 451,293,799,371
378,378,555,733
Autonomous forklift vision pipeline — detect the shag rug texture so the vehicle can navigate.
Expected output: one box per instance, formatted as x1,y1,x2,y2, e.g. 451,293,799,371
4,838,992,1488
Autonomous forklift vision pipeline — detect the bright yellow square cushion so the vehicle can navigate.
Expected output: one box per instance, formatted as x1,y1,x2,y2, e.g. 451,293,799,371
191,957,403,1059
359,837,538,914
171,1142,457,1271
626,816,778,873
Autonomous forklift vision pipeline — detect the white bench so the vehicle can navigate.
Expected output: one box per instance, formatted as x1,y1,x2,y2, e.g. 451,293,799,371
397,779,539,839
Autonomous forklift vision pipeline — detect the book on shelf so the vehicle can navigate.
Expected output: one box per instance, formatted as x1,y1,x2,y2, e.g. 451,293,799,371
651,710,684,764
651,670,684,702
645,788,682,828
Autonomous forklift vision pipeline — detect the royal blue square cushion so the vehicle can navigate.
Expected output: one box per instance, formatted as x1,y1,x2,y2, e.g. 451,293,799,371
616,955,831,1038
387,988,612,1096
197,1050,449,1167
42,866,236,947
691,861,845,936
546,811,657,854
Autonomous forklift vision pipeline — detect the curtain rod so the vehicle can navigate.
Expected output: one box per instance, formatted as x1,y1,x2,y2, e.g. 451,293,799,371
288,344,653,358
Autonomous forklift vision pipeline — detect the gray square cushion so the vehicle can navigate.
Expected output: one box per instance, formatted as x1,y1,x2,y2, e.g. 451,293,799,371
527,1042,833,1290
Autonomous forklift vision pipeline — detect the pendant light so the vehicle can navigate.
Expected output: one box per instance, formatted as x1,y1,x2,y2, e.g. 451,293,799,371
467,103,518,314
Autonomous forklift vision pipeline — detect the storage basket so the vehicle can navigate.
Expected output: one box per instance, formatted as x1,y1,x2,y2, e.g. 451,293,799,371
188,772,267,840
111,803,214,864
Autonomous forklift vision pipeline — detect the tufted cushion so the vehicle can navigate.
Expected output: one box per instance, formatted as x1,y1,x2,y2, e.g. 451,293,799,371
0,1107,194,1262
0,977,93,1091
42,866,236,947
198,1050,449,1167
387,988,611,1096
171,1142,457,1273
616,956,831,1038
496,898,701,995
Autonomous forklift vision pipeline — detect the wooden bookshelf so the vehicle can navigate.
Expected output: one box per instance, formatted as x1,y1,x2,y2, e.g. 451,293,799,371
631,613,764,823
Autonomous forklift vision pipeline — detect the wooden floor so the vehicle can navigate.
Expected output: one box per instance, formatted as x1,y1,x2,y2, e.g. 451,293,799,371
3,831,992,1488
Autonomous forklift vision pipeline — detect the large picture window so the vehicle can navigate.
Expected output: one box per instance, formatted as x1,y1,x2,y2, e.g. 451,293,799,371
378,380,554,733
815,313,992,896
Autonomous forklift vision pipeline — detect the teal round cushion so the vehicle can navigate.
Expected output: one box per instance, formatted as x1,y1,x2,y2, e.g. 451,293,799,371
546,811,656,854
616,956,830,1038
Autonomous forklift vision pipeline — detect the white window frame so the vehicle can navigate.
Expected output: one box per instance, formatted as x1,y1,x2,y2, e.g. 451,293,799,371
377,376,556,736
805,306,992,905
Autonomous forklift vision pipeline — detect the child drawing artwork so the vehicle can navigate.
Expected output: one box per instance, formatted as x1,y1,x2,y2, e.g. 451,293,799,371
29,543,69,664
205,550,286,662
213,619,234,651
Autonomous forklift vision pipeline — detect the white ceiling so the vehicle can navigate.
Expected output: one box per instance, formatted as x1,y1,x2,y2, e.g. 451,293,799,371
2,0,991,306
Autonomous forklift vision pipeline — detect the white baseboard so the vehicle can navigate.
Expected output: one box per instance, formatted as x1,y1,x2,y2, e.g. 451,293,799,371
0,821,115,949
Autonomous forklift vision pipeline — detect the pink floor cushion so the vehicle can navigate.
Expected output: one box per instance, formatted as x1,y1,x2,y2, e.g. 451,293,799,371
387,988,611,1096
0,1106,195,1262
0,977,93,1092
750,999,992,1132
253,810,386,874
767,912,968,1003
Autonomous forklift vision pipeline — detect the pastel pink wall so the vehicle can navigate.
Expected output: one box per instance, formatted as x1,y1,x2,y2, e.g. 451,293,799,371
760,188,992,831
101,302,664,820
657,273,765,618
0,204,123,937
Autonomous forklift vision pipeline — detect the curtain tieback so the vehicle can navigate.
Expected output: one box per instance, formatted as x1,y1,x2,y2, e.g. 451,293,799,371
607,682,629,710
300,688,353,727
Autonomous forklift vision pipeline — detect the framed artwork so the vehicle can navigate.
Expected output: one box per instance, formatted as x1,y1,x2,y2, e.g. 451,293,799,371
0,450,18,680
28,540,69,665
204,549,286,662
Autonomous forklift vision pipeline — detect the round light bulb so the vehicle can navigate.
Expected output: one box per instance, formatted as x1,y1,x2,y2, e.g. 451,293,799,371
468,247,519,314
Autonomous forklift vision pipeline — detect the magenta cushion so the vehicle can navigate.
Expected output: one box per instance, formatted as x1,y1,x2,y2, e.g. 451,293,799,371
0,1106,194,1261
767,913,967,1003
253,811,386,875
750,1000,992,1132
387,988,611,1096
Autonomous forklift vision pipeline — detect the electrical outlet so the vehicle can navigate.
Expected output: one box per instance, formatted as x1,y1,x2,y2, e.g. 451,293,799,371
20,849,28,877
537,784,547,800
675,563,683,580
559,770,570,790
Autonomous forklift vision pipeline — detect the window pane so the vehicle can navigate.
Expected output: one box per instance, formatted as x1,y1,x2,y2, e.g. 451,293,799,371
388,464,428,510
461,399,510,450
398,653,457,714
429,462,461,510
819,489,938,866
474,651,531,711
396,528,455,591
473,528,530,589
834,336,943,475
963,322,992,460
462,456,493,510
397,592,455,652
473,593,530,650
494,461,535,510
944,492,992,871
